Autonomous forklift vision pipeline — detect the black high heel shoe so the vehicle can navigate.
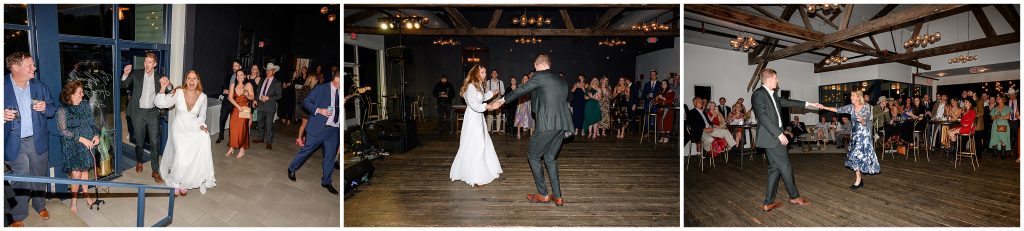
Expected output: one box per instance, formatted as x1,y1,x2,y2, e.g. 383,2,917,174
849,179,864,190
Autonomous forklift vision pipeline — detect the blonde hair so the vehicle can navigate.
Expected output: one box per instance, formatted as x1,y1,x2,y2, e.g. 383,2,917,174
851,90,865,105
459,64,485,96
304,73,318,87
534,54,550,66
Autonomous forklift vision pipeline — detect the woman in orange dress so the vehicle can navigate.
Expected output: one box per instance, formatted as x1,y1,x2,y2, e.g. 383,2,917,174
226,69,255,158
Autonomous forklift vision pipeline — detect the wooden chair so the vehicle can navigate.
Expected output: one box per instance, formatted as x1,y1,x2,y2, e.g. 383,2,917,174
911,120,929,162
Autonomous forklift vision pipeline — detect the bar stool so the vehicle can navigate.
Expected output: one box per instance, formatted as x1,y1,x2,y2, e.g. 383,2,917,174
912,121,929,162
685,142,714,171
955,132,979,170
640,111,658,144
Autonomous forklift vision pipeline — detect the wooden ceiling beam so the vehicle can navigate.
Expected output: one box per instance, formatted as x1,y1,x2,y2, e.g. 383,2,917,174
798,7,814,31
762,4,968,63
971,6,997,38
560,9,575,30
487,9,503,29
839,4,854,30
906,22,923,53
685,5,822,41
345,4,679,9
815,32,1019,73
344,10,380,25
994,4,1019,32
344,27,678,36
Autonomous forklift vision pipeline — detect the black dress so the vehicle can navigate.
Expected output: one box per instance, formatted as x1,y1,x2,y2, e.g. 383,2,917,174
572,88,586,129
278,75,296,121
612,93,630,129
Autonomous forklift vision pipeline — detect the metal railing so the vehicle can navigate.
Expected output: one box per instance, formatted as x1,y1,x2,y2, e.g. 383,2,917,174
4,173,175,227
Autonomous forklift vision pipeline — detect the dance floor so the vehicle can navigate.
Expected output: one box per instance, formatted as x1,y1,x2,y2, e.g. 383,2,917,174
344,124,680,227
23,121,340,227
684,150,1020,227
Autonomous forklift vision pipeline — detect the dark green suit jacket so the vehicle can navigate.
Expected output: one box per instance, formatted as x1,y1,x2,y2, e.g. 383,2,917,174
502,70,573,133
751,86,806,149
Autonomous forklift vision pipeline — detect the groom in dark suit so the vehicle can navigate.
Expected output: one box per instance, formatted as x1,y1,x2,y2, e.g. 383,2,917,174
121,52,170,183
751,68,821,212
487,54,573,206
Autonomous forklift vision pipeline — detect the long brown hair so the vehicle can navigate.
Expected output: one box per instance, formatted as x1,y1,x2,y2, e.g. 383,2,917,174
459,64,485,96
175,70,204,92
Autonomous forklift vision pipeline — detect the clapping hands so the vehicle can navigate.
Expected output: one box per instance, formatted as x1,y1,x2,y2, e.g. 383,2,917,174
486,99,504,111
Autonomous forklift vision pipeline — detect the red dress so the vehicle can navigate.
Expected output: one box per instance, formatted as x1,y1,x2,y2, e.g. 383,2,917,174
656,91,675,131
228,88,251,149
958,110,976,134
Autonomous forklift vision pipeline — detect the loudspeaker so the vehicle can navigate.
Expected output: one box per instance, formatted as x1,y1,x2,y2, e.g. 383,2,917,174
374,119,418,153
343,159,375,194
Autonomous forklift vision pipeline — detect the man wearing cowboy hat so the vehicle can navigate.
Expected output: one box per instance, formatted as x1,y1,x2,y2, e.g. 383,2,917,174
254,62,283,150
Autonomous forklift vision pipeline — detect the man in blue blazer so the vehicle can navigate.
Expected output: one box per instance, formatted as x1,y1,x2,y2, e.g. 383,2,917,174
4,52,56,226
287,72,340,194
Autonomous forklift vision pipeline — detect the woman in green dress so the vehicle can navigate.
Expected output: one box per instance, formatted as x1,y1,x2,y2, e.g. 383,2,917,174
989,94,1012,159
583,77,603,139
56,81,99,214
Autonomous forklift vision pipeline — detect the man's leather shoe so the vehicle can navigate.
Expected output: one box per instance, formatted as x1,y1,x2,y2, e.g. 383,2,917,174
266,144,272,150
10,220,24,227
152,172,164,184
526,194,551,203
287,169,296,181
136,163,144,173
39,209,49,220
788,197,811,206
216,136,224,143
322,184,339,194
552,197,565,207
761,201,782,212
253,139,263,144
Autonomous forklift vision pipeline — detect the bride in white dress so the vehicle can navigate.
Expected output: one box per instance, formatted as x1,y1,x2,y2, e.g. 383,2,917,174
450,65,502,186
154,70,216,196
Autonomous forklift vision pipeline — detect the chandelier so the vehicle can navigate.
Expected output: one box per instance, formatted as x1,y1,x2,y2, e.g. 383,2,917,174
378,14,429,30
824,55,848,65
904,32,941,49
320,5,337,22
512,10,551,27
433,37,459,46
948,54,978,64
598,38,626,47
947,11,979,64
466,53,480,63
806,4,841,15
729,34,758,52
632,21,670,33
514,36,542,44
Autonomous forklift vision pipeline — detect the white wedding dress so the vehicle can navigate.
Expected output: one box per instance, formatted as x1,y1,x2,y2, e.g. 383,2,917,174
450,84,502,186
154,89,217,194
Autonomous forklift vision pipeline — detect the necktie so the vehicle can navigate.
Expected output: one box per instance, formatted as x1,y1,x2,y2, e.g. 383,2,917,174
260,78,271,98
332,88,339,124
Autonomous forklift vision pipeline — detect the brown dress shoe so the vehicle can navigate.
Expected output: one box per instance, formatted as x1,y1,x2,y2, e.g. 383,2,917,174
152,172,165,184
253,139,263,143
526,194,552,203
39,209,49,220
552,197,565,207
136,163,144,173
10,220,24,227
761,201,783,212
788,197,811,206
266,144,272,150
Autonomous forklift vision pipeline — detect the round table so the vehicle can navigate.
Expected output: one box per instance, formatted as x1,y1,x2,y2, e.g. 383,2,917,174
931,120,960,155
727,123,759,169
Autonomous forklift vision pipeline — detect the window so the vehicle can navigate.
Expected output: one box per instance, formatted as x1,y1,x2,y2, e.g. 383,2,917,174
4,29,30,73
59,42,116,178
58,4,114,38
118,4,166,43
5,4,28,25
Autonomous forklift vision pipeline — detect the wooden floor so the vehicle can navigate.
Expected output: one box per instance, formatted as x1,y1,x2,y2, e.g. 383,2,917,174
684,150,1020,227
344,125,680,227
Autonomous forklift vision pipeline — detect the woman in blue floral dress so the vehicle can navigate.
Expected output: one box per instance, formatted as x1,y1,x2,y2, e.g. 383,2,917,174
820,90,879,191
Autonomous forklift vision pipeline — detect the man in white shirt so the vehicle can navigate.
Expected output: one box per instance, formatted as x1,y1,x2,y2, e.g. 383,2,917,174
120,52,170,183
750,68,822,212
484,69,505,133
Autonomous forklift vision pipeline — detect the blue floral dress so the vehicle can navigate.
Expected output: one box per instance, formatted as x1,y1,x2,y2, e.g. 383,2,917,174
57,103,99,173
838,104,880,174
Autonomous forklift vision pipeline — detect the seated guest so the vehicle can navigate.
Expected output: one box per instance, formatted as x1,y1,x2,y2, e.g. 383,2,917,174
702,102,736,156
685,97,710,150
814,116,829,148
55,81,99,214
728,102,746,143
790,116,808,147
828,115,840,144
836,116,853,149
947,100,975,152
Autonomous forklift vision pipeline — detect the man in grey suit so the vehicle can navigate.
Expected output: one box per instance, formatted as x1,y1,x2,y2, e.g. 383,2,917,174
120,52,170,183
487,54,573,207
253,63,283,150
751,68,822,212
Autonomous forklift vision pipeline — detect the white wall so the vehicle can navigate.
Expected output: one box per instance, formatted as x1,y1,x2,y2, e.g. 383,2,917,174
684,43,821,124
637,37,680,81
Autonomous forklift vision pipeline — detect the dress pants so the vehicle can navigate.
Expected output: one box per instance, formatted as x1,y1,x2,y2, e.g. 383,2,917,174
763,144,800,205
6,137,48,220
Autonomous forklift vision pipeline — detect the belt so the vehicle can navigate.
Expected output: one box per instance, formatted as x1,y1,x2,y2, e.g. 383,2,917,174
20,135,32,140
